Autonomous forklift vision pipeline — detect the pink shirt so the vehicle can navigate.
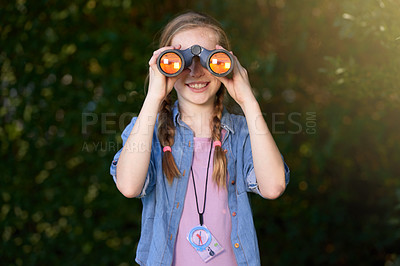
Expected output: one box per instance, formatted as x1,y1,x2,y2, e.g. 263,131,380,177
172,137,237,266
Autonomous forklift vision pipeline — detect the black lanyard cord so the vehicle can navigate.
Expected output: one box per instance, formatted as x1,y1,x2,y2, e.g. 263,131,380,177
191,140,213,226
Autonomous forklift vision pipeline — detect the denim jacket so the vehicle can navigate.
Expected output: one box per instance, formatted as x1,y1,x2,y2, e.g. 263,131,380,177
110,102,290,265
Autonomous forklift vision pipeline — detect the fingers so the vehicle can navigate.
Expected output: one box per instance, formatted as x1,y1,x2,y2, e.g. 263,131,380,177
216,44,228,51
148,44,181,66
152,44,181,56
215,45,248,78
147,44,182,98
215,75,230,88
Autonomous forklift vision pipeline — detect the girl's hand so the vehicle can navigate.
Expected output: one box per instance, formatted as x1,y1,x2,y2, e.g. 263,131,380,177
147,44,188,102
215,45,257,108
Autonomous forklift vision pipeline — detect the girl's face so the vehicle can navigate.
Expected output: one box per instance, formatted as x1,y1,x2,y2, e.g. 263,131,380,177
170,27,222,108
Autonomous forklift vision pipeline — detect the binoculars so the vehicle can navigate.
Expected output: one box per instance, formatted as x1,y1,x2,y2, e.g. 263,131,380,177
157,45,234,77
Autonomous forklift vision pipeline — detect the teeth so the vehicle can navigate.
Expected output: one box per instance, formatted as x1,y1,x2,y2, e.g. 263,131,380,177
188,83,207,89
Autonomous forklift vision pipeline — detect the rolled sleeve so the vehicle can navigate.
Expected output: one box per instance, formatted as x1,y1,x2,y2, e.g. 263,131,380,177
110,117,137,183
283,155,290,186
243,134,262,196
246,168,262,195
109,117,155,198
245,154,290,196
110,155,119,184
137,159,155,198
243,132,290,196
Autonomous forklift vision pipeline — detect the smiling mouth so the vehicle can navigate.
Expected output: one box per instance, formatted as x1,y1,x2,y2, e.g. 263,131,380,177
186,82,209,90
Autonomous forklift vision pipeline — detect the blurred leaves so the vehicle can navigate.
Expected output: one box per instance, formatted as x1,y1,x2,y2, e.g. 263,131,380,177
1,0,399,265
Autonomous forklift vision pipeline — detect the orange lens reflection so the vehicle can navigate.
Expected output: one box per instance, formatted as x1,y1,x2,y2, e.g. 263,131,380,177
159,52,182,74
209,52,232,74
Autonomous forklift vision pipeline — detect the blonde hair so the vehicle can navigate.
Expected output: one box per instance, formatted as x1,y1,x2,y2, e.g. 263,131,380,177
157,11,229,188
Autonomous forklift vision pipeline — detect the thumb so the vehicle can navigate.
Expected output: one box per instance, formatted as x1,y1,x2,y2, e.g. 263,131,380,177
216,75,230,89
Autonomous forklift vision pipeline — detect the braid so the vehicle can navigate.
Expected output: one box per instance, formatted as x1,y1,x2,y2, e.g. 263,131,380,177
157,94,181,183
211,88,227,188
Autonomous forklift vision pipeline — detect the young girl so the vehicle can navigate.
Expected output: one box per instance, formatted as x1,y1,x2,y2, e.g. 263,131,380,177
110,11,290,266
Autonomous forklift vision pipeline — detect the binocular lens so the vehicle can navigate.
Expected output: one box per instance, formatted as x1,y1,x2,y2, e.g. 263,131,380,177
209,52,232,75
157,47,233,77
159,52,182,75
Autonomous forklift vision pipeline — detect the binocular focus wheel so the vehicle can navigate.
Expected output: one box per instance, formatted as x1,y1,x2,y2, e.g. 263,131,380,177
191,45,202,56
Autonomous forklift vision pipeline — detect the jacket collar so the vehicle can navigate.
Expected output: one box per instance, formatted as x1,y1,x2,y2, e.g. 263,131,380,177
172,100,235,134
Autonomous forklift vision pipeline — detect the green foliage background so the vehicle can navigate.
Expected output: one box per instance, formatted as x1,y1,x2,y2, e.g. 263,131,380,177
1,0,399,265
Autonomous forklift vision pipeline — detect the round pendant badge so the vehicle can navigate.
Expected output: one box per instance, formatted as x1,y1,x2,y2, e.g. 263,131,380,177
188,226,212,251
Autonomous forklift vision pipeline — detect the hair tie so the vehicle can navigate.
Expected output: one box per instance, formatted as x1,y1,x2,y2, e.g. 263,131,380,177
213,141,221,148
163,146,172,153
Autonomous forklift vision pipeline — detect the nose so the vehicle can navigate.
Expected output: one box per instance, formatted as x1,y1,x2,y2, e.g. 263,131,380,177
188,57,205,78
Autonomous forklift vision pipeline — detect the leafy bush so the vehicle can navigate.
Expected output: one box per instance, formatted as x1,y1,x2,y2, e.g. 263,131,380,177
1,0,399,265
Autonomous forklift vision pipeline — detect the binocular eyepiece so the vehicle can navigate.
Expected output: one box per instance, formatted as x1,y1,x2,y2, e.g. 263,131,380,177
157,45,234,77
